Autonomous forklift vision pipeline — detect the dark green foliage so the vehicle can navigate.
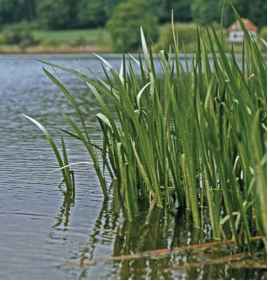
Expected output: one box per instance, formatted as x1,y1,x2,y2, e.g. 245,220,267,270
0,0,35,24
78,0,107,27
170,0,193,22
0,0,266,31
192,0,267,27
150,0,192,23
36,0,75,29
191,0,222,25
107,0,159,52
249,0,266,27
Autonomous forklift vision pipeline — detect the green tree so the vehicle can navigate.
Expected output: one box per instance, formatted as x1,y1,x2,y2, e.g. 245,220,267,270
0,0,36,24
222,0,252,27
0,0,16,24
249,0,266,27
36,0,76,29
107,0,159,52
191,0,222,25
20,0,37,21
78,0,107,27
78,0,122,28
151,0,192,23
0,0,265,32
192,0,266,27
172,0,192,22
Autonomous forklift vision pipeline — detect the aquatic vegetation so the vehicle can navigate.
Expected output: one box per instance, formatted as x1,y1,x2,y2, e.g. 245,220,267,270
25,18,266,247
24,115,75,194
67,195,266,279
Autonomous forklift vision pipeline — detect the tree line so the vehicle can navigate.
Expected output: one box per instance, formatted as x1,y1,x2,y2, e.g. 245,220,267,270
0,0,266,30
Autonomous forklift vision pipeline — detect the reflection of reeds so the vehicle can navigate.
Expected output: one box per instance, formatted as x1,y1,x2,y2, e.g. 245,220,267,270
26,17,266,246
78,195,190,279
68,195,265,279
53,176,75,228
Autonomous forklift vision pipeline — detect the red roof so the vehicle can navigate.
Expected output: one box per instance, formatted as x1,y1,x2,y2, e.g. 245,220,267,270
228,18,257,33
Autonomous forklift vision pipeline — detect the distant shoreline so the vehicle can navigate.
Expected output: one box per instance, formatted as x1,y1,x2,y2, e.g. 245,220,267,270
0,45,112,54
0,47,264,59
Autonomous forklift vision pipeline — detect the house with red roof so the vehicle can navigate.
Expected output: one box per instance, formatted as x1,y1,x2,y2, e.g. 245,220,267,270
227,18,258,43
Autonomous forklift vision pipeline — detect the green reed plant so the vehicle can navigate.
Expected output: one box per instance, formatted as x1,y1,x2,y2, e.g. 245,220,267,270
24,115,75,196
25,18,266,246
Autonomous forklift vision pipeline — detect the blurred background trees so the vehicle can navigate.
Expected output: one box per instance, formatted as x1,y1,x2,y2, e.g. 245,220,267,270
0,0,266,52
191,0,221,24
77,0,107,28
108,0,159,52
36,0,72,29
149,0,192,23
0,0,35,24
0,0,265,29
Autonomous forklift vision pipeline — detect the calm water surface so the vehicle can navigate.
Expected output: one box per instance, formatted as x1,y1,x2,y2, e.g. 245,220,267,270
0,54,266,280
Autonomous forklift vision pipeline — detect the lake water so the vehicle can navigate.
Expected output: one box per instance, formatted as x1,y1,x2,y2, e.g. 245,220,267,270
0,54,266,280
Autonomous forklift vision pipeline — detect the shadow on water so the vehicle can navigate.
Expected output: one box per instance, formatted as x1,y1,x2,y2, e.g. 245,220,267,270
53,177,76,229
61,183,267,280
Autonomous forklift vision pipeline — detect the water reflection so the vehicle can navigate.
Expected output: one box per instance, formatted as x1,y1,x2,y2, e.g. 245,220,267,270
53,177,76,229
73,183,266,280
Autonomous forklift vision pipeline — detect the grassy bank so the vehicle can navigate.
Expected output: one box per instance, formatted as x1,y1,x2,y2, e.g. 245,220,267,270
26,21,266,249
0,28,112,54
0,45,111,54
1,23,265,54
32,28,111,47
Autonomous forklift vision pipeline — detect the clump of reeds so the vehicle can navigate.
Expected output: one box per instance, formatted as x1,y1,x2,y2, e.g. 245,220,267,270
26,18,266,246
